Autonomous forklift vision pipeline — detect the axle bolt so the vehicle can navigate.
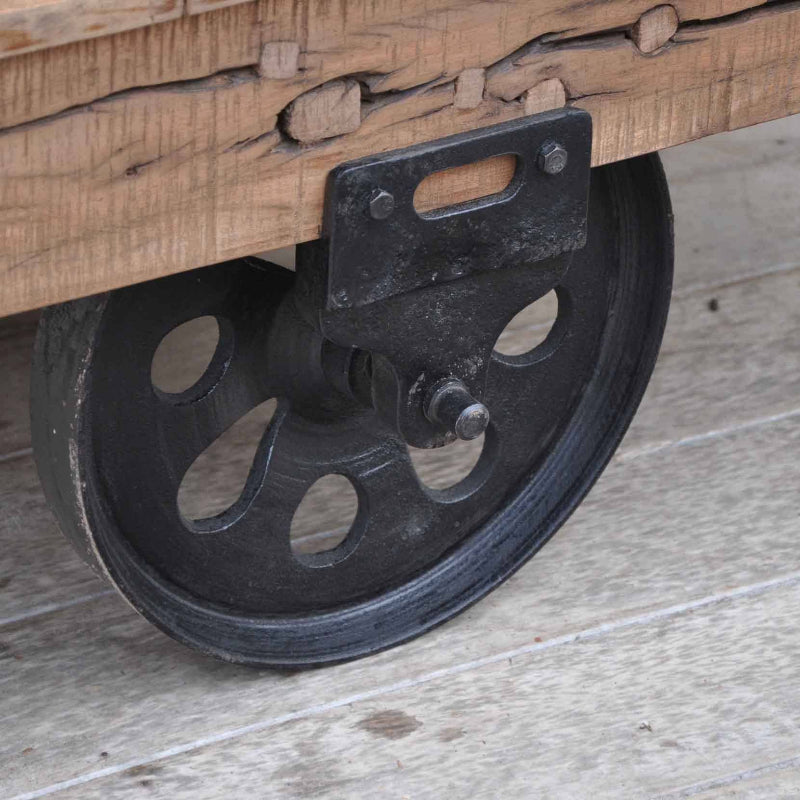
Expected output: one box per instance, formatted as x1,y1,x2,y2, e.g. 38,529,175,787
369,188,395,220
537,141,568,175
425,379,490,441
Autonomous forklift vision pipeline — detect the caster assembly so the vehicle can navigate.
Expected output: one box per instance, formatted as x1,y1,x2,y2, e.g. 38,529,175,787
31,111,673,666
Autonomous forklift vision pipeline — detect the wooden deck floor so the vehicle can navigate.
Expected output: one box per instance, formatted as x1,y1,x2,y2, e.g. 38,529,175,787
1,114,799,799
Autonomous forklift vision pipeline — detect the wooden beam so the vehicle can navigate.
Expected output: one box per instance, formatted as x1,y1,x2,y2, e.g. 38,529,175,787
0,0,769,63
1,0,800,316
0,0,254,60
0,0,771,129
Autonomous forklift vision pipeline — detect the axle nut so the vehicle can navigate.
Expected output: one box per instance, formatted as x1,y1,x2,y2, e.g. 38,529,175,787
425,379,490,441
537,141,568,175
369,188,395,220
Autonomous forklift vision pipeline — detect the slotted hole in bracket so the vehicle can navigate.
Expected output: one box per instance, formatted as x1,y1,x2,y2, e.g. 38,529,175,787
413,154,517,216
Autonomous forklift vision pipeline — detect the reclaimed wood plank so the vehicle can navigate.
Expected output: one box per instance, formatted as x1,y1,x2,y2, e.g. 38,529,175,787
39,580,800,799
2,410,798,795
2,1,800,316
0,0,766,70
0,0,765,128
0,2,261,127
0,0,186,59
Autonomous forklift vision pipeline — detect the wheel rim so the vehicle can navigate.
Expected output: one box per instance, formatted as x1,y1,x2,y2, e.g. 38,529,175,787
32,154,673,666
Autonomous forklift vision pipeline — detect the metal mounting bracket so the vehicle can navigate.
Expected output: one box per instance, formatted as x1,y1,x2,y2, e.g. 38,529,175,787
322,109,593,310
296,109,593,447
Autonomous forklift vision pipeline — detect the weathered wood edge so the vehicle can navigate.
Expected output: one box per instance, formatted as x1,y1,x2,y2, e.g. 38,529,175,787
0,0,248,60
0,0,767,63
0,0,770,130
1,0,800,316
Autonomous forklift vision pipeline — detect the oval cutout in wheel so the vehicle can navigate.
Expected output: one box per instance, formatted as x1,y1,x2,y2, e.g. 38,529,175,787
291,474,359,558
494,290,559,357
151,316,220,395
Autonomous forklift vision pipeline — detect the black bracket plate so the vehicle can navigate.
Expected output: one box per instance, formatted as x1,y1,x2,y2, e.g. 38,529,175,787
323,109,593,310
296,109,593,447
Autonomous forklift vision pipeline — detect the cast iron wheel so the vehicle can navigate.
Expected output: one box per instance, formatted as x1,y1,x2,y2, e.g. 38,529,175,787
31,153,673,667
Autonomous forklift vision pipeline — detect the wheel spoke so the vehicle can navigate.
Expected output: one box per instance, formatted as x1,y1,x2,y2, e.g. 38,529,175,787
151,357,272,482
484,214,614,467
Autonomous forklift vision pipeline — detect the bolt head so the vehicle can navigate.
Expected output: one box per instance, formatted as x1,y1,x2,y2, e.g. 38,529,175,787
454,403,490,441
369,188,395,220
538,142,568,175
424,378,491,442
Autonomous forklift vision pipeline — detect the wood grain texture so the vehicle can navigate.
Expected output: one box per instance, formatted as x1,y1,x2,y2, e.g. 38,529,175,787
283,78,362,143
621,266,800,456
2,0,800,315
522,77,567,115
0,2,262,128
454,68,486,111
679,764,800,799
0,459,107,623
661,115,800,292
0,0,767,69
0,0,187,59
43,580,800,799
258,40,300,80
0,0,771,130
413,155,516,214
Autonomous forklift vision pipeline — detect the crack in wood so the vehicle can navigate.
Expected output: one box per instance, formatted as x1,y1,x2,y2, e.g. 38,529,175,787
3,0,792,140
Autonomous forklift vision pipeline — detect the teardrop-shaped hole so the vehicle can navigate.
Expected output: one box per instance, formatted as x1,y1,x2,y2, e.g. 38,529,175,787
178,399,277,522
494,290,559,357
291,474,359,559
409,434,485,491
152,316,220,394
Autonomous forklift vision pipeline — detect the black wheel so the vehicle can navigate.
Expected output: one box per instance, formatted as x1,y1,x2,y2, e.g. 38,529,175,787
31,154,673,667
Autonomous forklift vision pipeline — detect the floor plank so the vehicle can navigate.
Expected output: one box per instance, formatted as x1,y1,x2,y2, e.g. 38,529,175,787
2,412,798,797
659,759,800,799
37,573,800,799
0,463,107,625
621,266,800,456
661,114,800,294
